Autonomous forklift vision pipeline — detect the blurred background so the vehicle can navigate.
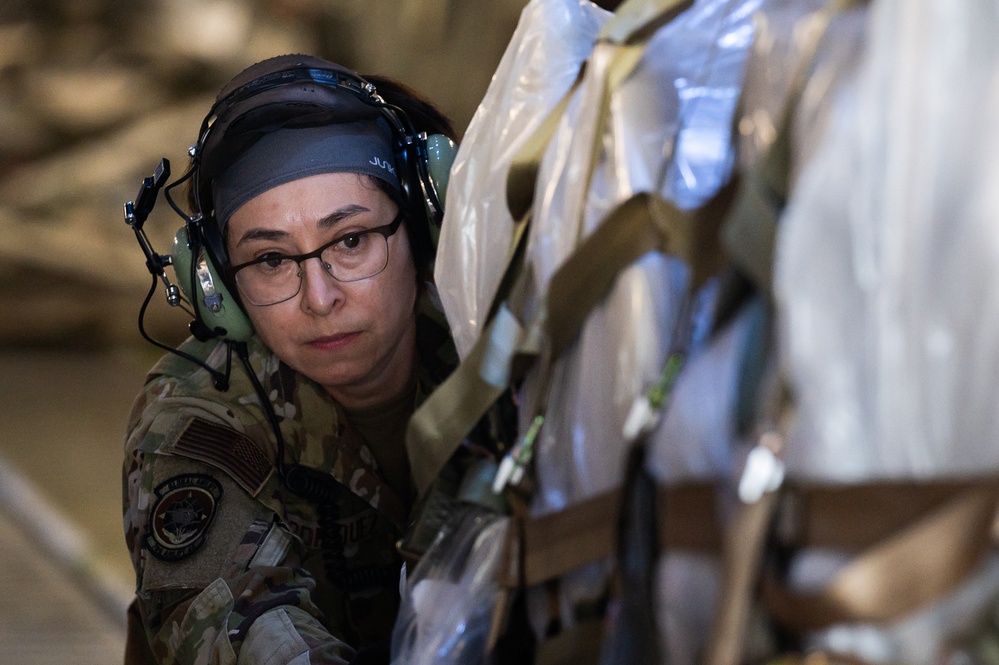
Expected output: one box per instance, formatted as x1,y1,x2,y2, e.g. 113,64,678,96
0,0,545,660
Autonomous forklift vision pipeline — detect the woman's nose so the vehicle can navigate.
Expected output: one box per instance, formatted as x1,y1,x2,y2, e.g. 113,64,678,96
299,257,344,314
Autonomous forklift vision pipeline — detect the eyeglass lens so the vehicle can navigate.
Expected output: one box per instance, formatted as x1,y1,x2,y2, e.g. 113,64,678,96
234,231,390,306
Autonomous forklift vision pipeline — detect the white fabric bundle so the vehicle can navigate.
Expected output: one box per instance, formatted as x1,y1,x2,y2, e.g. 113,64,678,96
774,2,999,661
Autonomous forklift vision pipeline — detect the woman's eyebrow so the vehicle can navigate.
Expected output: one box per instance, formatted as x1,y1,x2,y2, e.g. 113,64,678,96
234,204,372,247
317,204,370,230
235,227,289,247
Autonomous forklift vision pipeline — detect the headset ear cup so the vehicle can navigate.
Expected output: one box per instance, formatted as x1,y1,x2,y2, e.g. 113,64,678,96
423,133,457,249
426,134,457,213
172,227,196,301
172,227,255,342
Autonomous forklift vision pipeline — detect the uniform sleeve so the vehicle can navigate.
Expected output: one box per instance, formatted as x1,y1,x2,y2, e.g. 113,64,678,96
124,441,358,665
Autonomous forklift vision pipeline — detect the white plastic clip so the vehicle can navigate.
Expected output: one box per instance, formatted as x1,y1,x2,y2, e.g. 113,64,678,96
737,435,785,504
623,395,656,441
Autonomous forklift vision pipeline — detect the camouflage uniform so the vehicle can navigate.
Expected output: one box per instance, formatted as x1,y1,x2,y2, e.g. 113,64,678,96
122,300,455,665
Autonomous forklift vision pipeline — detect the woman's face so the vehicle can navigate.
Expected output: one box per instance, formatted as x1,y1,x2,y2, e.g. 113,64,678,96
225,172,418,409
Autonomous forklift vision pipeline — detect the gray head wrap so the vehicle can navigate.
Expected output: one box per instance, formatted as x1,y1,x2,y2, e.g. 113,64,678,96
212,120,400,232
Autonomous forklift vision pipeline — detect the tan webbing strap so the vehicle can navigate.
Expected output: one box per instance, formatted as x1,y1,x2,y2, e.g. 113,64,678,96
598,0,695,45
409,0,700,498
545,185,734,359
720,0,868,295
764,483,999,633
559,0,695,254
486,498,528,652
510,0,697,317
658,481,725,553
500,483,722,589
702,490,781,665
412,196,701,495
409,163,544,495
407,279,531,494
545,193,673,359
517,490,622,589
570,41,652,233
484,212,533,328
704,5,865,656
506,68,586,223
781,479,996,552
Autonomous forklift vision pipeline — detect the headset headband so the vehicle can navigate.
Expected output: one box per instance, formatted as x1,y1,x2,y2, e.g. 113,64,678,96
188,60,440,232
195,66,403,160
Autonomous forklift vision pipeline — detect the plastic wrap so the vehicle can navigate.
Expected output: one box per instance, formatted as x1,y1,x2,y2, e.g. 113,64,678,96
770,1,999,662
648,292,749,483
738,0,840,174
528,0,764,519
434,0,610,359
516,0,766,651
390,506,508,665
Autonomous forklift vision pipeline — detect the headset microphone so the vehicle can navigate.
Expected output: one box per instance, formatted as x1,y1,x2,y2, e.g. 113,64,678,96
124,158,234,391
123,158,182,306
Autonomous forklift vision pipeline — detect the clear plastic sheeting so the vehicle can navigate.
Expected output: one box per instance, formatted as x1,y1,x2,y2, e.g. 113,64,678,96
531,253,690,512
529,0,765,295
518,0,766,651
390,506,508,665
776,0,999,481
434,0,610,359
648,293,748,485
528,0,764,518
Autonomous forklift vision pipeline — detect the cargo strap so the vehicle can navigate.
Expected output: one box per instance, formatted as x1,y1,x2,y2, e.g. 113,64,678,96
702,474,999,665
777,479,998,551
504,476,999,593
505,66,585,224
548,185,734,358
720,0,865,296
764,479,999,633
598,0,695,45
497,477,999,662
705,3,868,660
497,481,722,590
700,484,779,665
409,182,735,496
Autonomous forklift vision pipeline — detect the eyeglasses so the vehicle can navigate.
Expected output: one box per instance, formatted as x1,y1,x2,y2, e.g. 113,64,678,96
229,212,404,306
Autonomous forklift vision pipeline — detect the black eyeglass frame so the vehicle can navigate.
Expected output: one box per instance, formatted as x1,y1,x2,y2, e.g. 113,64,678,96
227,212,405,305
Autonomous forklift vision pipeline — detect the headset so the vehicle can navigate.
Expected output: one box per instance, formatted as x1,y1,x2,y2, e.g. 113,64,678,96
125,55,457,351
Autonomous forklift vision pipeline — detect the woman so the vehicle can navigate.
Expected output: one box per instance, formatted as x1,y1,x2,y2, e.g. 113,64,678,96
122,54,458,664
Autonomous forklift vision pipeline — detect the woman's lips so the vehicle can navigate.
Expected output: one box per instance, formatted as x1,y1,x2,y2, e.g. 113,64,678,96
307,332,361,351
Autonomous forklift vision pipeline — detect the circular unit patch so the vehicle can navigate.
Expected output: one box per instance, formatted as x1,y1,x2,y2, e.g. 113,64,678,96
145,473,223,562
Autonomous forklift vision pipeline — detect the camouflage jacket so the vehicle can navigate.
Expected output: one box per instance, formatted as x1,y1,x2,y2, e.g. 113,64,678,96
122,302,456,665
